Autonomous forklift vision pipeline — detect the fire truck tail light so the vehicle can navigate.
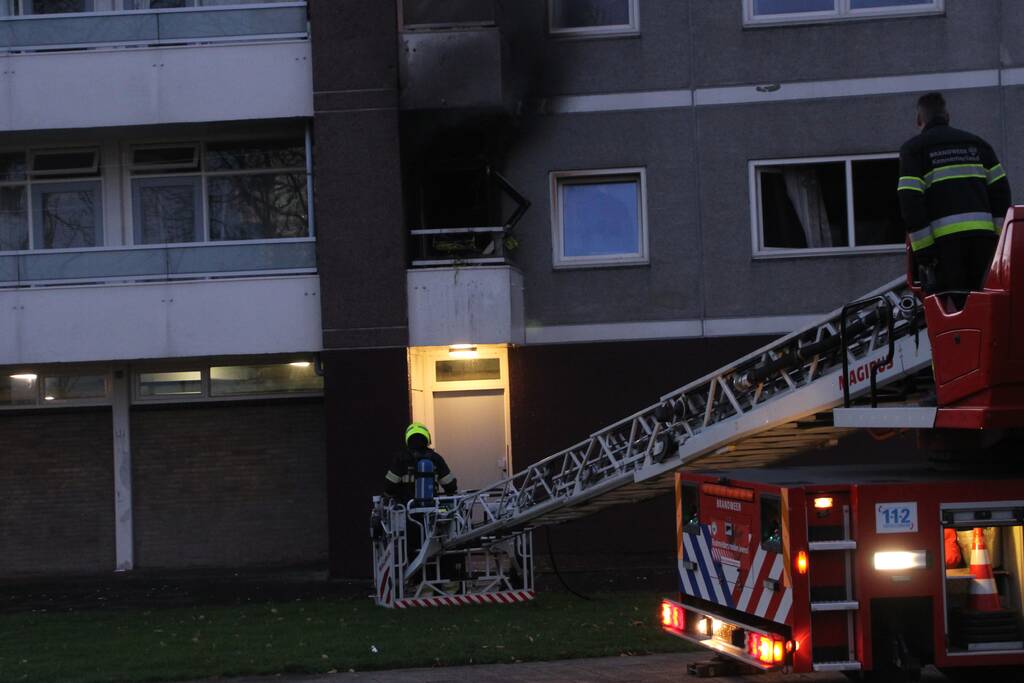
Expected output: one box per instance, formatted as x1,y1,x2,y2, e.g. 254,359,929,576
795,550,809,575
748,632,787,665
874,550,927,571
813,496,834,509
660,601,684,632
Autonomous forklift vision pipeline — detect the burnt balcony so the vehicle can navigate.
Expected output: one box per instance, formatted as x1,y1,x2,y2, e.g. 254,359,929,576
408,165,528,268
398,0,519,112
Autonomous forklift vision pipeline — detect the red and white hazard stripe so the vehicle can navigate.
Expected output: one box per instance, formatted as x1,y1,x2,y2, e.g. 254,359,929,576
706,543,792,625
375,543,394,607
394,590,535,609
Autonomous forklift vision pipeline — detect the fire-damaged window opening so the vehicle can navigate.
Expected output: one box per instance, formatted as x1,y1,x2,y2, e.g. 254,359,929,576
752,154,906,257
548,0,639,37
398,0,496,30
760,494,782,551
406,156,528,267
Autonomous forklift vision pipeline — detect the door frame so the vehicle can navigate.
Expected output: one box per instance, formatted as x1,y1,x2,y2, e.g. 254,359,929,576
407,344,512,480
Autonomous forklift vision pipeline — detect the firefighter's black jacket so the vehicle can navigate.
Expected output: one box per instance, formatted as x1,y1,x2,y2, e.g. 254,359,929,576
384,447,458,503
898,119,1011,253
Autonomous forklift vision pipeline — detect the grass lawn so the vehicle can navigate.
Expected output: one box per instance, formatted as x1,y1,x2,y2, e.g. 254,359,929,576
0,590,696,683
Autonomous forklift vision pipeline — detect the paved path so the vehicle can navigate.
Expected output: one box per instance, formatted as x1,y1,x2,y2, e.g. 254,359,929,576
205,652,949,682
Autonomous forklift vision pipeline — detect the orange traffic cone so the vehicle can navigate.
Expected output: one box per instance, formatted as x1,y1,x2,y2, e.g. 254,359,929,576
968,527,1001,612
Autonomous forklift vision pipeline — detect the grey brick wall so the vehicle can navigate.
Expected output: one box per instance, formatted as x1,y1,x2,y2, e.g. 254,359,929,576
131,400,327,570
0,408,115,577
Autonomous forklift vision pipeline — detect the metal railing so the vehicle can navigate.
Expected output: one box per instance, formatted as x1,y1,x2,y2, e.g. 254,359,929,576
0,238,316,287
0,2,307,53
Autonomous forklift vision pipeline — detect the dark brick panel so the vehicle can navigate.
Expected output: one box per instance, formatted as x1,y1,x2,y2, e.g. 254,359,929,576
0,408,115,577
323,348,410,578
508,338,777,566
131,400,327,570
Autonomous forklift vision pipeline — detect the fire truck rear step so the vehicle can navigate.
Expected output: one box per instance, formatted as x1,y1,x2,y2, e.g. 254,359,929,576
813,660,862,672
808,540,857,551
811,600,859,612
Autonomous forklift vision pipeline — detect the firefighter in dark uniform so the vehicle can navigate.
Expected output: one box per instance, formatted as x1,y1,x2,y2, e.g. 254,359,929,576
898,92,1012,308
384,422,458,505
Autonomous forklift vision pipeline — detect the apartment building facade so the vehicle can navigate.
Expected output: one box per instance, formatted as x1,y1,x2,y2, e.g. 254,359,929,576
2,0,1018,581
0,0,326,576
322,0,1022,578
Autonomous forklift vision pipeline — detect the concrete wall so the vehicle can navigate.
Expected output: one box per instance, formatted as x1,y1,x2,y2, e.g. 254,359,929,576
505,108,702,327
507,336,774,568
407,266,524,346
0,41,313,132
131,400,327,569
310,0,408,350
322,347,409,578
0,409,115,577
490,1,1020,330
0,276,323,366
689,1,999,86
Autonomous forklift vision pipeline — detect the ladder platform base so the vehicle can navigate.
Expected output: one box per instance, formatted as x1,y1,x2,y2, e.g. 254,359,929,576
686,656,760,678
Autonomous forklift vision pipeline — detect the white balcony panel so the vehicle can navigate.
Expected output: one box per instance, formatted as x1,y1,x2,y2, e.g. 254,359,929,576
0,40,312,132
0,275,321,366
408,266,524,347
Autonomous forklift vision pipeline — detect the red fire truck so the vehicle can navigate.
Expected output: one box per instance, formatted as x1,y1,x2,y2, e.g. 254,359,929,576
662,208,1024,680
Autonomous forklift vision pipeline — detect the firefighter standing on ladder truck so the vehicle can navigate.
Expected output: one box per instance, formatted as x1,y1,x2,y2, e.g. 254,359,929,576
898,91,1012,308
384,422,458,505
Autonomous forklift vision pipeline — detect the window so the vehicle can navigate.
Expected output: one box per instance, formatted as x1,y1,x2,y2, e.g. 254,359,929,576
128,138,309,245
210,362,322,397
0,1,293,13
551,168,648,268
138,370,203,398
22,0,93,13
760,495,782,551
1,373,39,406
0,135,310,255
548,0,638,36
744,0,942,26
435,358,501,382
125,0,193,7
42,374,107,401
134,360,322,402
0,371,110,407
400,0,495,29
0,147,103,252
680,483,700,530
752,155,905,256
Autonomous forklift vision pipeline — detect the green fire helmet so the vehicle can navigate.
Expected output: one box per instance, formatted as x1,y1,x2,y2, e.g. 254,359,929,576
405,422,431,446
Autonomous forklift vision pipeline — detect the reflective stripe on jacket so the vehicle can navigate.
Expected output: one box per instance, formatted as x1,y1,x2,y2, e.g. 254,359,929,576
898,121,1011,252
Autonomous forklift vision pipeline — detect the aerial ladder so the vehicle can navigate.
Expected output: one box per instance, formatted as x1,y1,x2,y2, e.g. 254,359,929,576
372,207,1024,610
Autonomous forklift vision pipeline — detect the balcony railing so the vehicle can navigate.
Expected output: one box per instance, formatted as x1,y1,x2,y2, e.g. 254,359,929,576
408,168,530,268
0,238,316,288
0,2,307,53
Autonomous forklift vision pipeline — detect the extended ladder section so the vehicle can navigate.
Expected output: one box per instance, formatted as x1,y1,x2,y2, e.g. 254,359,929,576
402,277,933,574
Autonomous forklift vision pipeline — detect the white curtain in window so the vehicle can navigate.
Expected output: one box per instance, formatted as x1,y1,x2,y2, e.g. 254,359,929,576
783,167,833,248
